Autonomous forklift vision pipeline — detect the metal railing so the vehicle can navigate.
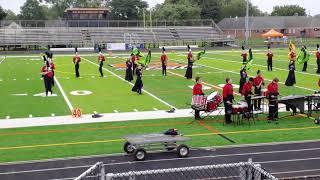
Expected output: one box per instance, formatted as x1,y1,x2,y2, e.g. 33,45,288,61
0,19,216,28
75,159,277,180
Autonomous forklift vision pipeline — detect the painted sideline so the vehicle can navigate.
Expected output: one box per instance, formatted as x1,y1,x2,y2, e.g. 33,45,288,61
54,76,74,111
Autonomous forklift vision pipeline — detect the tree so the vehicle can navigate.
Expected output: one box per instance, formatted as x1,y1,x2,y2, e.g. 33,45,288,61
107,0,148,20
190,0,222,22
271,5,306,16
220,0,263,19
19,0,47,20
153,0,201,21
4,10,17,20
0,6,7,20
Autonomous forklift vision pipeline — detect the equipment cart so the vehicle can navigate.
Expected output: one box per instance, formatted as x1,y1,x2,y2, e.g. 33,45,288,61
123,133,191,161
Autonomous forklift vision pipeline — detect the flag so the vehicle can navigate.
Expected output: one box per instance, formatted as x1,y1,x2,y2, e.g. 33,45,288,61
196,50,206,61
297,48,310,64
132,47,141,56
138,50,152,67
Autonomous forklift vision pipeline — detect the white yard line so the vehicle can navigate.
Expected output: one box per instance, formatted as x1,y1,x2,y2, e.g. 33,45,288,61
0,56,6,64
54,76,74,111
82,57,177,110
172,57,317,92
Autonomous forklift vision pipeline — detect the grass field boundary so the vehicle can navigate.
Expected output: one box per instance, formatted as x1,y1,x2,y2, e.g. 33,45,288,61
1,124,319,151
172,57,317,92
54,76,73,111
82,57,177,110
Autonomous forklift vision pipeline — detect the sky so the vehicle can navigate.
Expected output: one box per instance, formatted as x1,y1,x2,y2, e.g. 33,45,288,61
0,0,319,16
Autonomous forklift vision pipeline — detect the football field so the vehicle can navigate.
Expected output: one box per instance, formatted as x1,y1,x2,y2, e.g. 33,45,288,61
0,48,318,119
0,48,319,163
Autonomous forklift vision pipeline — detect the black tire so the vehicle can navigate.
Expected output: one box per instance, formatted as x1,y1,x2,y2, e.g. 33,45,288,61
177,144,190,158
134,148,146,161
123,142,135,154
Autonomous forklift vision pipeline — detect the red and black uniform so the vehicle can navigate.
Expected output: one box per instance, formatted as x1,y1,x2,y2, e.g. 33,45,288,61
193,83,204,119
185,52,193,79
266,81,279,120
253,75,264,109
223,83,234,124
41,64,54,96
316,51,320,74
73,55,81,78
242,82,253,111
267,51,273,71
49,62,55,86
132,55,139,75
98,54,106,77
161,53,168,76
241,50,247,64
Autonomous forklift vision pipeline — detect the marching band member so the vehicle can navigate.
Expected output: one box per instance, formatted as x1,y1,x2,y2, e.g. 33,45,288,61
41,60,54,96
48,58,55,87
241,46,247,64
97,48,106,77
132,65,143,94
242,77,254,111
185,45,194,80
73,48,81,78
302,46,309,72
125,58,133,82
253,70,264,110
161,47,168,76
288,47,296,63
316,44,320,74
266,78,279,120
223,78,234,124
266,46,273,71
285,60,296,86
239,66,247,94
193,77,204,120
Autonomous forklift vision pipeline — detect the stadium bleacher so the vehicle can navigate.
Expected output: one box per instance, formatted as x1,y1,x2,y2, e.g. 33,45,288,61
0,24,233,47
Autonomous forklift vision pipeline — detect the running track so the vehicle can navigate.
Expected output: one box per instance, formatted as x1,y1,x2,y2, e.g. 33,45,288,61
1,140,320,180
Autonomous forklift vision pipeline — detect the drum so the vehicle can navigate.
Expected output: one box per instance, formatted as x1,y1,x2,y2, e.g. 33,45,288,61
207,92,217,101
206,93,223,111
232,101,248,113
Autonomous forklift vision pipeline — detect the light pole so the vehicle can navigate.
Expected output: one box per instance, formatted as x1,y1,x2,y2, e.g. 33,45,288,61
245,0,249,47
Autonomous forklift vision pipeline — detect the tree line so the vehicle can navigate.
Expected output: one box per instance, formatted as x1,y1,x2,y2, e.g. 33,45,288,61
0,0,311,22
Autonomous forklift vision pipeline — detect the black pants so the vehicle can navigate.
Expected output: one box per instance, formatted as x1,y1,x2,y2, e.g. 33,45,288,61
75,63,80,77
195,110,201,119
254,87,262,109
133,63,137,75
44,76,52,96
302,62,307,72
162,65,167,76
224,101,232,124
317,59,320,74
267,60,272,71
268,99,278,120
245,96,252,111
243,58,247,64
99,61,103,77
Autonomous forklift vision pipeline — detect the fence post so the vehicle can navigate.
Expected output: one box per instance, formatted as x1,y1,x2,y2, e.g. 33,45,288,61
100,163,106,180
247,158,253,180
253,164,262,180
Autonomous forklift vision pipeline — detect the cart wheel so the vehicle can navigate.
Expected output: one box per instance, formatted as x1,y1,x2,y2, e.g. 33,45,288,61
134,148,146,161
177,144,189,158
123,142,135,154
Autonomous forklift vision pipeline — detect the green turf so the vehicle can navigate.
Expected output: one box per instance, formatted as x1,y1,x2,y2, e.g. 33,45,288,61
0,115,319,163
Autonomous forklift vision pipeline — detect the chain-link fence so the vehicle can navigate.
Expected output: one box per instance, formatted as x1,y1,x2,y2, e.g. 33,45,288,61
75,159,277,180
75,162,105,180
